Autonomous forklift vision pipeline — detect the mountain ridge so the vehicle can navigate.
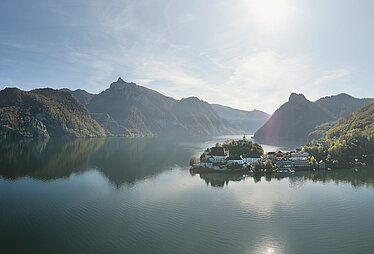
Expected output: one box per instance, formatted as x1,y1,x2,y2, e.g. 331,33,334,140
0,87,106,138
87,78,237,136
254,92,374,145
254,93,334,144
211,104,270,133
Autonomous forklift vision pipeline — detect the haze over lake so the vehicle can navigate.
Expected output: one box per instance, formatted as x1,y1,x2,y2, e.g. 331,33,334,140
1,136,374,254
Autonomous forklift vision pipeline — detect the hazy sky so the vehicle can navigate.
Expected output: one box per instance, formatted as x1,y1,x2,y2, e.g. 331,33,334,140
1,0,374,113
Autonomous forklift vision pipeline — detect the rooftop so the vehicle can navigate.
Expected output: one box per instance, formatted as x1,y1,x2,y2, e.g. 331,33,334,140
208,147,227,156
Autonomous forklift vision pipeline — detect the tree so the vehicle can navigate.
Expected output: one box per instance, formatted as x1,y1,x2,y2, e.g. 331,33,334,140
200,153,207,163
310,156,318,168
253,160,263,173
222,139,264,157
264,159,273,171
189,157,197,166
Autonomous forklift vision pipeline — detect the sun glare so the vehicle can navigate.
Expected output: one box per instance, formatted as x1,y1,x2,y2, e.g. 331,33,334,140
248,0,294,29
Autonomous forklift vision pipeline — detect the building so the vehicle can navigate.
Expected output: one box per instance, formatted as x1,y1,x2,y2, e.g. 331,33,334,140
290,152,310,170
292,159,311,169
242,156,262,165
276,160,295,170
291,152,309,160
276,158,310,171
207,147,229,163
319,160,326,169
226,155,244,164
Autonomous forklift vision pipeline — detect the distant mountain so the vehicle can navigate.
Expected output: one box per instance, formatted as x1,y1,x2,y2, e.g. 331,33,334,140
254,93,334,144
61,88,95,105
211,104,270,133
254,92,374,145
172,97,236,135
0,88,106,138
315,93,373,119
87,78,236,136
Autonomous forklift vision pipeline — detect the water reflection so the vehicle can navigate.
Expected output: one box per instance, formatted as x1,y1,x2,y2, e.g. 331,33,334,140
89,137,193,187
0,138,104,180
1,137,374,190
0,137,194,186
194,167,374,189
192,172,247,188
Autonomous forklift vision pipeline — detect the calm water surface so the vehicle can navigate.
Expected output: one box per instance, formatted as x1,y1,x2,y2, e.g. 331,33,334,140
1,136,374,254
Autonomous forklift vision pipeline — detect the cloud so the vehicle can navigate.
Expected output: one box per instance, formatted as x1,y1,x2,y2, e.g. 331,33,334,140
221,51,309,112
314,69,351,85
8,0,355,114
212,51,354,113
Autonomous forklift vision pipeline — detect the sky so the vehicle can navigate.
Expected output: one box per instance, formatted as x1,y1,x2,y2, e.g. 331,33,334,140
1,0,374,114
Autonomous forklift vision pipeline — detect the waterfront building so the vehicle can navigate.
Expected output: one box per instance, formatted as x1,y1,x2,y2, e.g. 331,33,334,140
226,155,244,164
293,159,311,169
207,147,229,163
319,160,326,169
242,156,262,165
291,152,309,160
276,160,295,170
290,152,310,170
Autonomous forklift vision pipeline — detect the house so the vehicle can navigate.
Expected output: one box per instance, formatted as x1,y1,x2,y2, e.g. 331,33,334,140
207,147,229,163
226,155,244,164
292,159,311,169
319,160,326,169
290,152,310,169
291,152,309,160
242,156,262,165
276,160,295,171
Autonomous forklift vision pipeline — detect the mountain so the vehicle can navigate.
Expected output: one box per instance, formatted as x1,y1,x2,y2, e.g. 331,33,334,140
304,101,374,162
211,104,270,133
87,78,236,136
0,88,106,138
61,88,95,105
326,100,374,140
254,93,334,144
315,93,373,119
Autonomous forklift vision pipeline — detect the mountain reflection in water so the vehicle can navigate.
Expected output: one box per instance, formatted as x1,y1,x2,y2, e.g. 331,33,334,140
1,137,374,189
0,137,195,187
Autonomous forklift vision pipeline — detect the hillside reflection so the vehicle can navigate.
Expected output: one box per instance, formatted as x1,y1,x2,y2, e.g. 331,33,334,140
0,138,104,180
0,137,194,186
1,137,374,189
89,137,192,187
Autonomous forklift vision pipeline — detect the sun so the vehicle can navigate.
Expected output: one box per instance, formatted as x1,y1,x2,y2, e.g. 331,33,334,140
248,0,295,29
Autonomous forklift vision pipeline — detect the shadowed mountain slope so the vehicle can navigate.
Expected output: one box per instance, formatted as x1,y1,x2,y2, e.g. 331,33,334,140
315,93,373,119
0,88,106,138
254,93,334,144
61,88,95,105
87,78,236,136
211,104,270,133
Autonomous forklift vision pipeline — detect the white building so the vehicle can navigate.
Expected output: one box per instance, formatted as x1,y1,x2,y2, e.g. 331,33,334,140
291,152,309,161
207,147,229,163
227,155,244,164
242,157,262,165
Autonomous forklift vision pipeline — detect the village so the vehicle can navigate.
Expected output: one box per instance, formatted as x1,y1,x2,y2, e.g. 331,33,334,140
191,136,328,174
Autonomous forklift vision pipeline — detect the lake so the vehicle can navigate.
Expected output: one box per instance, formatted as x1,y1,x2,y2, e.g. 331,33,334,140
1,136,374,254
